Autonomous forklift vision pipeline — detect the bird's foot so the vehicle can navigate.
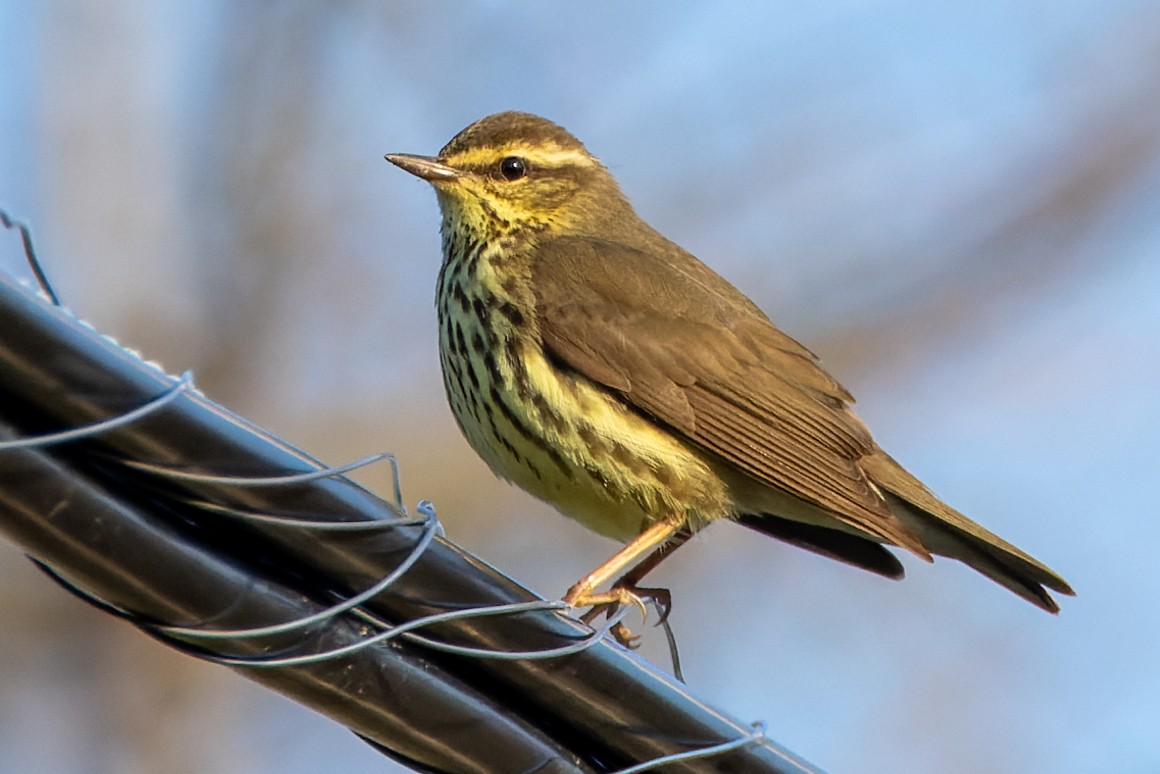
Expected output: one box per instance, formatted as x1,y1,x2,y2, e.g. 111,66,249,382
565,583,673,649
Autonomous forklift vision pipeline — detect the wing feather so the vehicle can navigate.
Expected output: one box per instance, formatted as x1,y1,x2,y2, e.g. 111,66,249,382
532,236,927,554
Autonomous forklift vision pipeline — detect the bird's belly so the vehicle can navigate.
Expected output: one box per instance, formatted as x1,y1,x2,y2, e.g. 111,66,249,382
438,313,728,542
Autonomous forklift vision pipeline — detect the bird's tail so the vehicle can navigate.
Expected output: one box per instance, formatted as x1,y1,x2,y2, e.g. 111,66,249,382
862,452,1074,612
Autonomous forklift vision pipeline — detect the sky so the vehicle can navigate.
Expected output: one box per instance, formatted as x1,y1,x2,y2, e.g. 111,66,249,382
1,1,1158,773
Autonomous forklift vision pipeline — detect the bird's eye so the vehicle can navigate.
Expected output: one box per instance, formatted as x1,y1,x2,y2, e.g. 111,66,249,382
499,156,527,181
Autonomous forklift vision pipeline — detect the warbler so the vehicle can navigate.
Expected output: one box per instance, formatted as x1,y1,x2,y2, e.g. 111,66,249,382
386,112,1072,631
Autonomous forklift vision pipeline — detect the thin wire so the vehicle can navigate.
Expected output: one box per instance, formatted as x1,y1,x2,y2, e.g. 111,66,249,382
610,722,767,774
192,600,631,668
0,209,59,304
149,485,640,662
658,615,684,684
28,501,441,645
121,448,410,519
177,499,420,530
120,450,397,487
153,504,441,640
36,489,623,665
398,602,631,660
0,371,193,449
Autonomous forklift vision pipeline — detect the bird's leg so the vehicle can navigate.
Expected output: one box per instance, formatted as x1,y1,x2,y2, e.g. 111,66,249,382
606,526,693,625
565,518,689,646
578,527,693,647
563,518,685,606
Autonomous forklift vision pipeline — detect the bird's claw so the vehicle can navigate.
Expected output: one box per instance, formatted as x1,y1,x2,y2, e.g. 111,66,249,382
610,621,641,649
570,583,673,648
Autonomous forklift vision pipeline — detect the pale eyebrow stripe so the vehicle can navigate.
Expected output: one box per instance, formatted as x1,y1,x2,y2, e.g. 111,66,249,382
448,144,597,170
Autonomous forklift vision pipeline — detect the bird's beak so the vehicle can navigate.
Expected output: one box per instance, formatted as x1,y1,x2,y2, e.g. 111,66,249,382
385,153,461,182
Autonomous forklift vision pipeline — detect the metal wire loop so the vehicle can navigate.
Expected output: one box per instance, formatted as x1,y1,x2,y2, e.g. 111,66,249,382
176,499,420,530
152,502,442,640
121,448,410,518
31,496,451,651
0,371,193,450
200,599,632,669
611,721,768,774
52,487,624,666
121,450,397,488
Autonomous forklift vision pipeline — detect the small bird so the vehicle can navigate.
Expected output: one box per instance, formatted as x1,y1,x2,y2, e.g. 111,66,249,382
386,112,1072,636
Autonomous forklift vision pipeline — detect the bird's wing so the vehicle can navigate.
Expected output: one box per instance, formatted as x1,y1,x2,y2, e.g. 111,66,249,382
531,236,928,555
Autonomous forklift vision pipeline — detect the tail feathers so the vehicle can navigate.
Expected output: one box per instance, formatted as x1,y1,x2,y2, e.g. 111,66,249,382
862,452,1074,613
738,512,905,580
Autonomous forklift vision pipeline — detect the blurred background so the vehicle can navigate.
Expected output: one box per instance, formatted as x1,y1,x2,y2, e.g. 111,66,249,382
1,1,1157,772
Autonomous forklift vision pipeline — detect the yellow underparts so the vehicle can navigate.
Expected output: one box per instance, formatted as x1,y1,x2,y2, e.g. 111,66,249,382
438,246,729,543
511,344,727,541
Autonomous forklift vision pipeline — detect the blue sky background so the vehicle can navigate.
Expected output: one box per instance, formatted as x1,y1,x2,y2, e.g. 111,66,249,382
1,2,1158,772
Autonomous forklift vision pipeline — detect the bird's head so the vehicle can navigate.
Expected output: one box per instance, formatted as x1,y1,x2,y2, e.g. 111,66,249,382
387,112,636,243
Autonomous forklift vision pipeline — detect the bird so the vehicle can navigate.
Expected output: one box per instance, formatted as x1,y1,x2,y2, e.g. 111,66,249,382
385,111,1073,639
